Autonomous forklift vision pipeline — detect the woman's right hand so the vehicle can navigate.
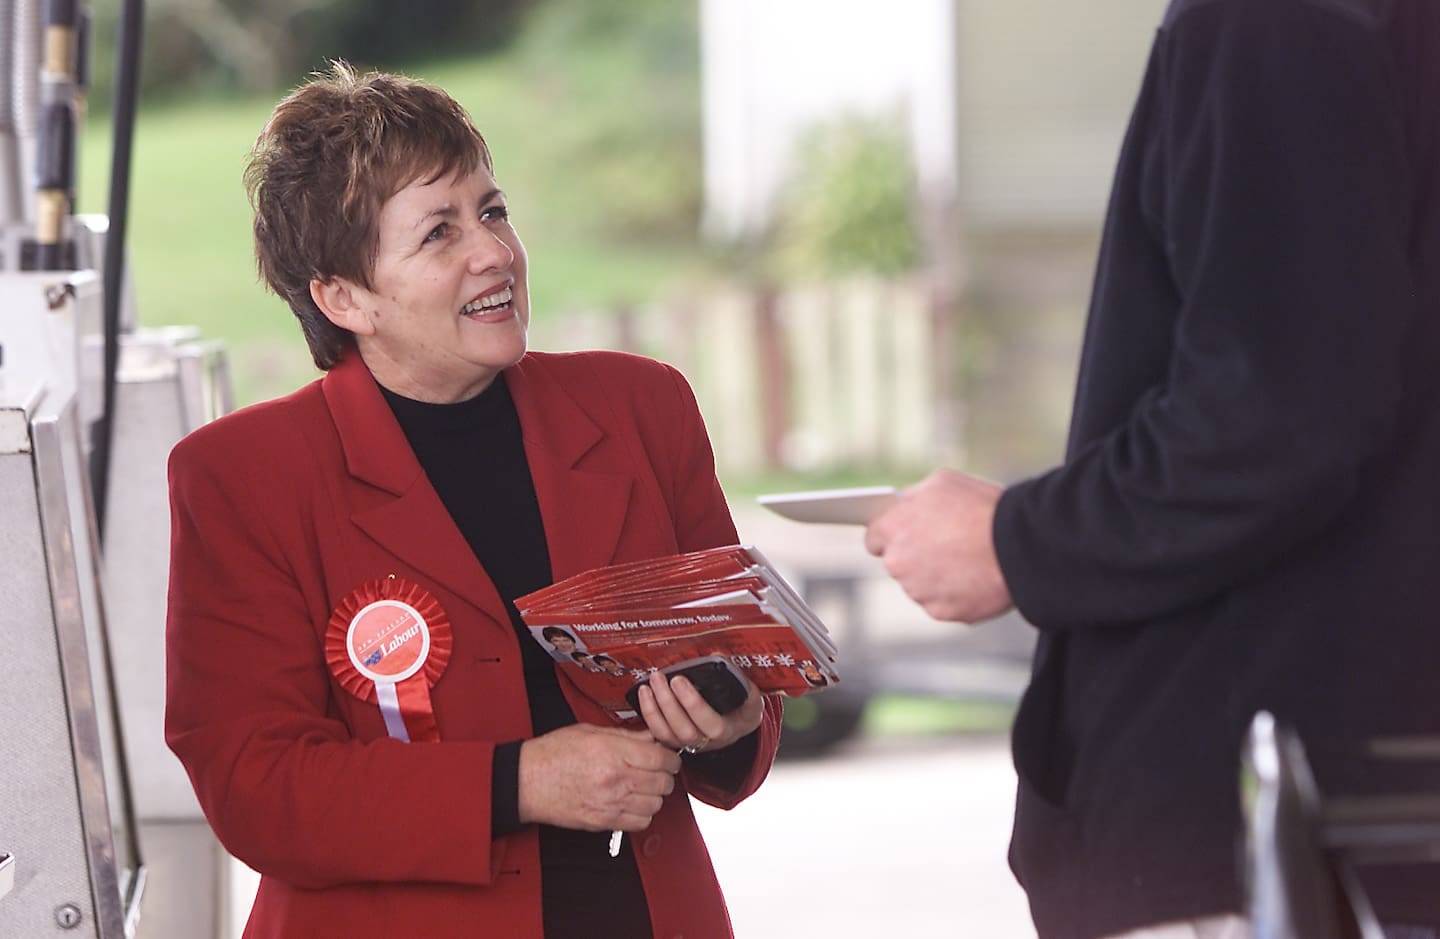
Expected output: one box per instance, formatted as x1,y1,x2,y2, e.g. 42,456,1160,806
516,724,681,832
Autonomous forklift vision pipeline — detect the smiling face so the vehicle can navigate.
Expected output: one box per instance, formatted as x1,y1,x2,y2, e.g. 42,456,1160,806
312,166,530,403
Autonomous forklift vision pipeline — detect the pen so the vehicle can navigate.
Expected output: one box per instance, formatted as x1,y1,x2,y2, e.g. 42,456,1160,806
610,738,707,858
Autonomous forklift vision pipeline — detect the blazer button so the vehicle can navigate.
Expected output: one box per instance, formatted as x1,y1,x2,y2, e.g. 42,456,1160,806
642,834,662,858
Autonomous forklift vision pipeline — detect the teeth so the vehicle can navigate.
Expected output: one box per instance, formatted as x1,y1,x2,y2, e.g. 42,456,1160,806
462,286,512,315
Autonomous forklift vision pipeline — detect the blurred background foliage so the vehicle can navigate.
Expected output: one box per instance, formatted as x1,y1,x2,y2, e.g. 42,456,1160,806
77,0,717,402
88,0,540,101
768,112,921,282
78,0,924,406
504,0,705,248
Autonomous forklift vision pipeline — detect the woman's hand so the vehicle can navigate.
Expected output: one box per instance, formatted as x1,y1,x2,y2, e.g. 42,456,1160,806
517,724,681,832
635,671,765,754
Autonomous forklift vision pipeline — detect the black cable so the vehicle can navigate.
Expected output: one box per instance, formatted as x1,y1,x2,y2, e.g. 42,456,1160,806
92,0,144,543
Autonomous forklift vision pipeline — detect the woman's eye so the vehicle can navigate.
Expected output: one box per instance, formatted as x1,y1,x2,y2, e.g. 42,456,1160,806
424,222,449,243
481,204,510,223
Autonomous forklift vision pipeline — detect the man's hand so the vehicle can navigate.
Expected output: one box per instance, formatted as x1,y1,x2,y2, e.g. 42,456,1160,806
864,469,1014,624
517,724,682,832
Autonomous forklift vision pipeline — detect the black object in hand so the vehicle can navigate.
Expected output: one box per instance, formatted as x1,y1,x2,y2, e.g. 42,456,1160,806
625,656,749,715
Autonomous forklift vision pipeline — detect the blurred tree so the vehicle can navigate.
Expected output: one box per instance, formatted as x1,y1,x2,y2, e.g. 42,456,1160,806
144,0,317,91
308,0,539,70
768,112,922,282
85,0,540,105
508,0,703,244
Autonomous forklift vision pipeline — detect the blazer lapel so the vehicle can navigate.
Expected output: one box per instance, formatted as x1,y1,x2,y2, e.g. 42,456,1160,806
321,354,507,618
508,354,633,583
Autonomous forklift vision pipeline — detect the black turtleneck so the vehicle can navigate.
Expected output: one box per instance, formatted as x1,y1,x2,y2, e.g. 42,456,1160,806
380,373,653,938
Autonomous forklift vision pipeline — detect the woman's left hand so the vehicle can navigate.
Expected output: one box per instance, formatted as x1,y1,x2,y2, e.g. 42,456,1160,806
635,671,765,754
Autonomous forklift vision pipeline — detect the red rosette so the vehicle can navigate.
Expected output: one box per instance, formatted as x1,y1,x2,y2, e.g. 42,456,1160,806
326,575,452,742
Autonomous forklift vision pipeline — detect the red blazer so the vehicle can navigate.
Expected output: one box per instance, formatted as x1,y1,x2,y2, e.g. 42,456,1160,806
165,349,782,939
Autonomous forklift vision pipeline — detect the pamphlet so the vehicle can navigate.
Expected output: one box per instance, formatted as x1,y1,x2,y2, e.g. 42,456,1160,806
517,545,839,722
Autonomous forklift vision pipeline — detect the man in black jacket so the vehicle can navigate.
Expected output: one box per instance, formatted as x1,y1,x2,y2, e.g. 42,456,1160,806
865,0,1440,936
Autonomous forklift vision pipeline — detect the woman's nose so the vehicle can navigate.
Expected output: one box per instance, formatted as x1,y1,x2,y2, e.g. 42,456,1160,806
466,225,513,273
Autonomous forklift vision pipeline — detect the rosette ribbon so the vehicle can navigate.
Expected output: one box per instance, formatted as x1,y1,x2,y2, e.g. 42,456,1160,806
326,576,452,742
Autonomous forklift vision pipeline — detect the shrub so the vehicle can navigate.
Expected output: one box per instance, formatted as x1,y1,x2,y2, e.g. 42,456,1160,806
769,111,921,281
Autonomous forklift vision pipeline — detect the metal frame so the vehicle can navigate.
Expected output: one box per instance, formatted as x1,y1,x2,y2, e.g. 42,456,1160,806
1242,712,1440,939
175,338,233,433
0,852,14,900
32,395,145,938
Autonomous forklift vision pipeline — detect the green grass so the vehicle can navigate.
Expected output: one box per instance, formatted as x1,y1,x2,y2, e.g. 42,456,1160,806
77,97,314,405
79,97,274,341
863,696,1016,737
76,51,711,407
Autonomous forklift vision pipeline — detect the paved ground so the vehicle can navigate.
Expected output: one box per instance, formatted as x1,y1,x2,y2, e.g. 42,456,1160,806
693,503,1039,937
695,731,1036,938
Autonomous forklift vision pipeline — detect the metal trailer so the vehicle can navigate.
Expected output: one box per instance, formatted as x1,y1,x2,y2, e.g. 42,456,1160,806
2,0,236,935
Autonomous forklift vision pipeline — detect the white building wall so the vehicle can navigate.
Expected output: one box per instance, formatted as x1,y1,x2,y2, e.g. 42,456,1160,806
700,0,957,239
956,0,1167,228
701,0,1169,238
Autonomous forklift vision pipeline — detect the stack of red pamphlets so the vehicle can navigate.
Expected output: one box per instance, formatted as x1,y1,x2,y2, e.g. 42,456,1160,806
516,545,840,722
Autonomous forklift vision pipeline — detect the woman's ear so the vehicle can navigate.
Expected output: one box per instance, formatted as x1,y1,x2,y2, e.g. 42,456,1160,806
310,277,375,336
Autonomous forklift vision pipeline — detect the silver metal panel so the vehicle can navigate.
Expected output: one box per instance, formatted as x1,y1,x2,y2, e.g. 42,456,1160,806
0,271,91,452
101,347,202,819
72,215,139,338
104,331,236,819
0,851,14,898
0,236,147,935
175,340,232,432
0,271,100,439
0,371,41,453
0,446,97,935
131,821,227,939
101,333,232,939
31,392,145,937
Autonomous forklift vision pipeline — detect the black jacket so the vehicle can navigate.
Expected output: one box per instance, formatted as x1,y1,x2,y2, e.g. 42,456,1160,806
994,0,1440,935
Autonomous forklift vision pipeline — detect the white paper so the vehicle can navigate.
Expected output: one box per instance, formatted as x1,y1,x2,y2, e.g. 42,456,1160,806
756,486,899,525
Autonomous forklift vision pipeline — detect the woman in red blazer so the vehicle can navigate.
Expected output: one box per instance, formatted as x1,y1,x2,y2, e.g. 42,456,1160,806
165,62,782,938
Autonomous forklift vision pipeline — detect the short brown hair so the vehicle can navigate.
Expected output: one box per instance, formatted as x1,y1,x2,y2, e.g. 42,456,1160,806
244,61,493,370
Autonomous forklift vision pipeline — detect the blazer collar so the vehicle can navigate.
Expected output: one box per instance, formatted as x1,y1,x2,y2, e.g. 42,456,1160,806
321,353,504,616
322,351,423,495
508,352,633,582
321,352,633,611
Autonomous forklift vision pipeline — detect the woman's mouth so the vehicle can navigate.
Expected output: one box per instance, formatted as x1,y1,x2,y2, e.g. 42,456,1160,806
461,286,513,317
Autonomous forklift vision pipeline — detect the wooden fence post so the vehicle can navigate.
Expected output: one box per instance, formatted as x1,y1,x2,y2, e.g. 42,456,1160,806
753,285,788,469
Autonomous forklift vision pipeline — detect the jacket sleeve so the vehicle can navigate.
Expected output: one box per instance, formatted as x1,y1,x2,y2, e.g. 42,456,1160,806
655,361,783,808
993,2,1416,630
164,431,501,890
